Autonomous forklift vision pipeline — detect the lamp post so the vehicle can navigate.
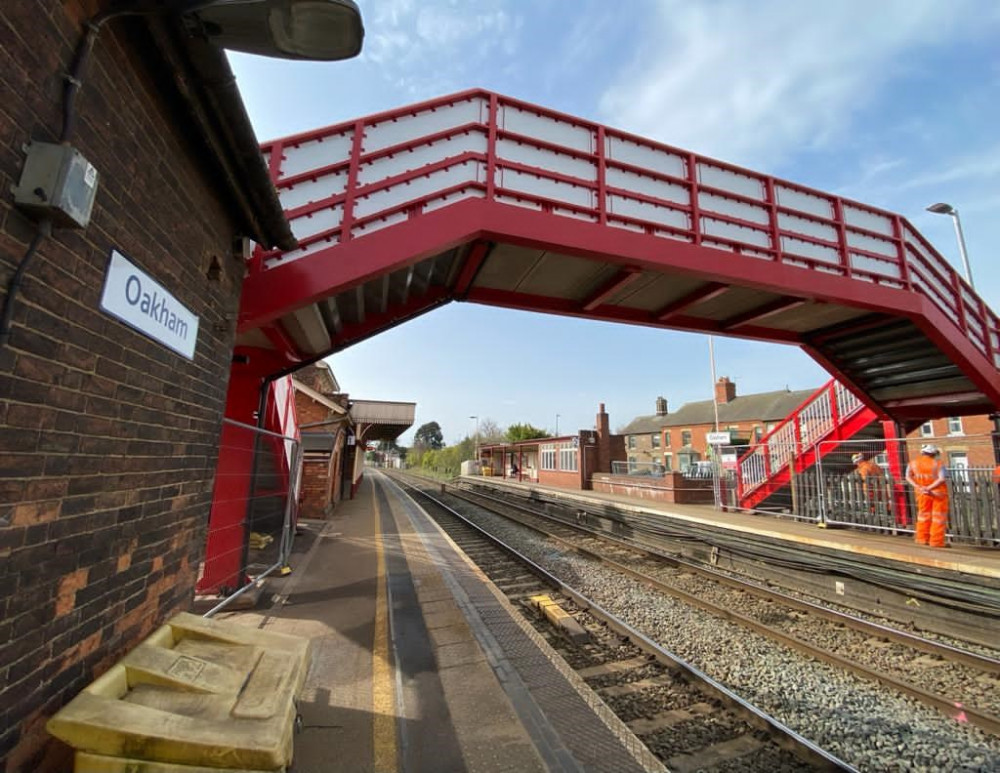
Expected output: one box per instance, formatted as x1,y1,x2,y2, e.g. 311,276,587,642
555,414,560,436
469,415,479,462
926,203,974,288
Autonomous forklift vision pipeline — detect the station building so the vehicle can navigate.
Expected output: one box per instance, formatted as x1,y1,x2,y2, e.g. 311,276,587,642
478,404,625,489
0,3,315,768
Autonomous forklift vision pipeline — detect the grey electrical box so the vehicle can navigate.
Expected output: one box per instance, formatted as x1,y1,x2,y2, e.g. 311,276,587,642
12,141,99,229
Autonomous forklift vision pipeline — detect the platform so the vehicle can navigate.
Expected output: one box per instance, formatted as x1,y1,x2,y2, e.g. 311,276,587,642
457,475,1000,647
215,472,662,772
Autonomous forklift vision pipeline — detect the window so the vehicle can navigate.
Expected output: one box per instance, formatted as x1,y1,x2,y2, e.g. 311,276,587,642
663,453,673,472
664,431,671,447
651,434,661,448
628,435,636,450
627,456,637,473
754,426,763,443
681,430,692,447
559,443,578,472
948,452,969,485
920,422,934,437
947,417,963,435
540,443,557,470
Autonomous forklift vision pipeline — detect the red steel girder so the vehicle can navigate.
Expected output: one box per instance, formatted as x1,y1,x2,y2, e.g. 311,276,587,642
581,268,644,312
655,282,729,322
720,297,808,330
452,240,492,298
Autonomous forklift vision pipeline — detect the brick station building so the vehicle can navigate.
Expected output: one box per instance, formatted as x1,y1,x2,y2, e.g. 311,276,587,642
0,3,300,768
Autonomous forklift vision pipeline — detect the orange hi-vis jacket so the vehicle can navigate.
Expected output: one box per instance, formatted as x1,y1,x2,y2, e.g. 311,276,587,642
908,456,946,496
856,460,881,479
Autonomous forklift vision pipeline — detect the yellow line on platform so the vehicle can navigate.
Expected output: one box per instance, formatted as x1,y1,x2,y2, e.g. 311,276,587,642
373,486,398,772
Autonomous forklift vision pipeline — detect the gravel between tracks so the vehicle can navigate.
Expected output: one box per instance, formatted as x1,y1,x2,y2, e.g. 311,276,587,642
448,495,1000,772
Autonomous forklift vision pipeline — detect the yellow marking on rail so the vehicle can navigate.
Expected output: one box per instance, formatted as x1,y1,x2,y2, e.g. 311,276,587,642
373,486,398,772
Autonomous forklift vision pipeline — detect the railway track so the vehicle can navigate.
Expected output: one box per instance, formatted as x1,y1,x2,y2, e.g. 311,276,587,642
436,478,1000,738
392,475,852,772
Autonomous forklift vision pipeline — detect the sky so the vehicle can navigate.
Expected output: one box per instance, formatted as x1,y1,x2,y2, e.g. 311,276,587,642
229,0,1000,445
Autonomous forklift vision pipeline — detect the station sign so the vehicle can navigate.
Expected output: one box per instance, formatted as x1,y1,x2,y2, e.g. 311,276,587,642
99,249,199,360
706,431,732,445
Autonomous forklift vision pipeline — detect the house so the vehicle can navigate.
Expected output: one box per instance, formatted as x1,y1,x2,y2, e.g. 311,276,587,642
623,378,815,472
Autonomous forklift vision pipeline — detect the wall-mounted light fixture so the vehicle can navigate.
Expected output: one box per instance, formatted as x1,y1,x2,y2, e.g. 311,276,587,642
187,0,364,60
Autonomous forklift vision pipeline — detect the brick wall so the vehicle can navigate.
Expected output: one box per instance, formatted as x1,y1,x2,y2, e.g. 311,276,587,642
0,3,248,768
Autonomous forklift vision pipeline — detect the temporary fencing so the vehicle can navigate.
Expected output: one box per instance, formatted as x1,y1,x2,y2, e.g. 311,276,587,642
198,418,302,613
724,432,998,544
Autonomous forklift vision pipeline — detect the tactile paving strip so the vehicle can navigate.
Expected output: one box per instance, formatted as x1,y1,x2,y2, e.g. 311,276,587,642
389,479,665,773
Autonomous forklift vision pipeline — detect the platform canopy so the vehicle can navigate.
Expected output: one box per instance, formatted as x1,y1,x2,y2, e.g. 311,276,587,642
350,400,415,443
236,89,1000,425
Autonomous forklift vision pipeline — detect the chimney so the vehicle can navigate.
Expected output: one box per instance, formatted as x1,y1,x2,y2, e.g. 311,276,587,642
715,377,737,405
655,396,668,416
595,403,611,476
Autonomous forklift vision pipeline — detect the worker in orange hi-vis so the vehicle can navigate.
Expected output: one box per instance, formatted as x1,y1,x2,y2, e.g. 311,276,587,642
852,452,881,480
905,444,949,548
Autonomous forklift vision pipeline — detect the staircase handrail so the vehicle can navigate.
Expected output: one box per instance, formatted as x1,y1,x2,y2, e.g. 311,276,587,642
737,379,865,495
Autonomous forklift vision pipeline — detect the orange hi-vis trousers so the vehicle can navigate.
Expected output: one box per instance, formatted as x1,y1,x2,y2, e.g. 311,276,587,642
915,491,948,547
909,456,948,547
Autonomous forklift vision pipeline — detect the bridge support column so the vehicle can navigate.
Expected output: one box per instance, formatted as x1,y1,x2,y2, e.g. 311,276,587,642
882,420,911,529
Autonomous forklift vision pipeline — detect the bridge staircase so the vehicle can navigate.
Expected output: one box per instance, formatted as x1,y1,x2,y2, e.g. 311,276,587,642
736,380,883,511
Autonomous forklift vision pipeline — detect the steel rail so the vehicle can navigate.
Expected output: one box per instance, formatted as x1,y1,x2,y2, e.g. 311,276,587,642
456,484,1000,674
444,481,1000,738
393,474,854,772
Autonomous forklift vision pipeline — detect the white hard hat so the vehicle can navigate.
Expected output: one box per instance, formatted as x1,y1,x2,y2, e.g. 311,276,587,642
851,453,864,463
921,444,940,455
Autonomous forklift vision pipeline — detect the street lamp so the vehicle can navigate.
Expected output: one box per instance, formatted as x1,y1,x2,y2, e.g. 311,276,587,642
926,202,974,288
469,415,479,462
555,414,560,436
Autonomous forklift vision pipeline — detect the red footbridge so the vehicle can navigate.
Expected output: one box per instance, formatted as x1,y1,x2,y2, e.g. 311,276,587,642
205,90,1000,590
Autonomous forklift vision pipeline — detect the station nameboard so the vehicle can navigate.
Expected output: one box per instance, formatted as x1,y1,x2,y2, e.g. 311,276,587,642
99,249,199,360
706,431,732,445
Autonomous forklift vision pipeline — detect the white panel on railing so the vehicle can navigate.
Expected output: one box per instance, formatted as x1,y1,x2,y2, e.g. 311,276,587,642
701,239,741,253
701,218,770,247
903,226,956,286
608,194,689,230
351,209,410,238
354,160,483,219
497,194,544,212
774,185,833,219
842,204,893,236
279,170,348,211
909,269,958,323
358,132,488,187
846,230,896,258
778,212,837,242
850,253,902,279
780,236,839,264
697,164,765,200
553,206,599,223
606,167,688,204
495,167,595,209
264,235,338,269
605,136,687,178
363,97,488,153
961,287,979,312
699,192,769,225
906,250,956,306
496,138,596,181
421,187,486,214
280,130,354,179
606,218,646,234
498,104,594,153
289,205,343,241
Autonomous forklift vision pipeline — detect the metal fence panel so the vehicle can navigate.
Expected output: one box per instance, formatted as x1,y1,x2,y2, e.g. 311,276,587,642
200,418,302,615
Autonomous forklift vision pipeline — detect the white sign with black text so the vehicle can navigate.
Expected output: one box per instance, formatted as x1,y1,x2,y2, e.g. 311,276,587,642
99,249,199,360
706,431,732,445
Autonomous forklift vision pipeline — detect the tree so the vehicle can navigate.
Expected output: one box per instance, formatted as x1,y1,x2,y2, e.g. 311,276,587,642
413,421,444,450
477,418,505,444
506,423,549,442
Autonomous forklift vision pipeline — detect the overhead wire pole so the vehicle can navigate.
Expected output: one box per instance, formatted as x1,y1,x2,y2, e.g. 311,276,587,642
708,336,723,509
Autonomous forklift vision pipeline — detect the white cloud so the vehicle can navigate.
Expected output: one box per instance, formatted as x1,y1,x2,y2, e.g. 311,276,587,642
360,0,522,92
597,0,980,170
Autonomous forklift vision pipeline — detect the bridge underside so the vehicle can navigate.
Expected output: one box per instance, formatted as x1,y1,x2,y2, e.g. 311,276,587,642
236,90,999,426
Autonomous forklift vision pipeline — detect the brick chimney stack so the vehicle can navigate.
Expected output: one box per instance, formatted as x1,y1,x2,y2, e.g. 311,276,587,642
655,396,668,416
596,403,611,474
715,377,737,405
